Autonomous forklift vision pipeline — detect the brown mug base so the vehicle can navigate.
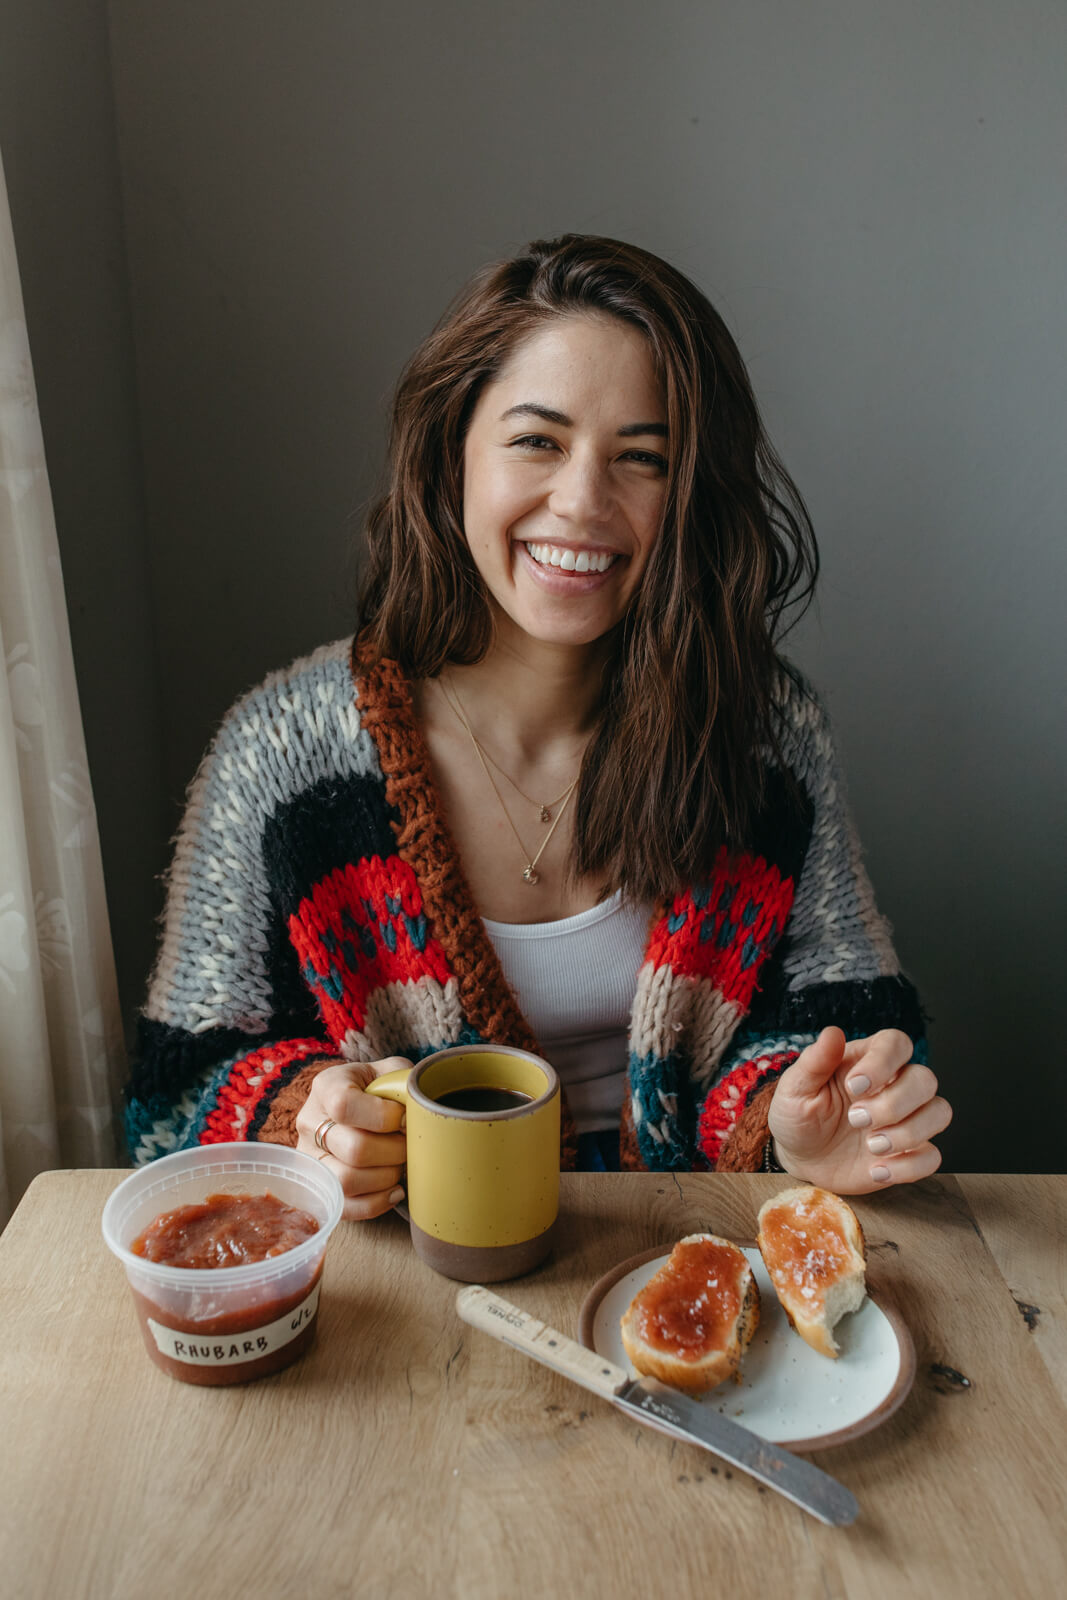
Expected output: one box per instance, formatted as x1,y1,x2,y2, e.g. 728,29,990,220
410,1218,556,1282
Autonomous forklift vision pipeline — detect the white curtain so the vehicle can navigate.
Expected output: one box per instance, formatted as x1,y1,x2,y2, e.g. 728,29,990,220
0,148,126,1224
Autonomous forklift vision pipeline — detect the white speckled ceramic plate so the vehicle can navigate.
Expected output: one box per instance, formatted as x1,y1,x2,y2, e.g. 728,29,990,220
577,1243,915,1452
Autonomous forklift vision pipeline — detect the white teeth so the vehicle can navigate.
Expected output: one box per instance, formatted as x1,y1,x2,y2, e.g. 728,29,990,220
524,542,616,574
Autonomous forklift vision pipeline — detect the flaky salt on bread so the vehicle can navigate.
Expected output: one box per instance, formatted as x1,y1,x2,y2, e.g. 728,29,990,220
619,1233,760,1393
756,1186,867,1359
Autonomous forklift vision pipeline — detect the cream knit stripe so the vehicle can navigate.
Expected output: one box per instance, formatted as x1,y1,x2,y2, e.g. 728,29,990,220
338,975,468,1064
145,639,382,1034
771,674,900,992
628,963,743,1090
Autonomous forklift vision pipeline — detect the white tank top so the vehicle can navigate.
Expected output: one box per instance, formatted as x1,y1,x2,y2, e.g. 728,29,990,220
481,892,651,1134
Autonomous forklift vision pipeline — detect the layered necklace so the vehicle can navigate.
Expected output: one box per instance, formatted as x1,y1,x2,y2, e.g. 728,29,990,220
440,675,580,886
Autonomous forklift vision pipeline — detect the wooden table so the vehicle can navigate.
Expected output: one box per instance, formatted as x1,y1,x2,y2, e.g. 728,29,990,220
0,1173,1064,1599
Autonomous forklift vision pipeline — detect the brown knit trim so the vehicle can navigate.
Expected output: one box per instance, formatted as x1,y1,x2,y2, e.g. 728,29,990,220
351,641,578,1170
619,1091,648,1171
258,1062,338,1148
716,1078,778,1172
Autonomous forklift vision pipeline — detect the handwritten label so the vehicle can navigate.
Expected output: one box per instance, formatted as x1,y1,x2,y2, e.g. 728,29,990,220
147,1282,320,1366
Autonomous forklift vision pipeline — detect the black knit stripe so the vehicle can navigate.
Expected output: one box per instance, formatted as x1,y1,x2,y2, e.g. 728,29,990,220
778,974,926,1043
744,765,815,886
262,771,402,922
127,1016,267,1106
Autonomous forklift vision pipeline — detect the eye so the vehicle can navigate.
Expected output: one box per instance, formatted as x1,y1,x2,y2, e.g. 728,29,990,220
509,434,560,452
622,449,669,473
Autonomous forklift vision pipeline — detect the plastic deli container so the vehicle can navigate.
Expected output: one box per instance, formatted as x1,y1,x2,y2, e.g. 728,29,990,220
102,1144,344,1386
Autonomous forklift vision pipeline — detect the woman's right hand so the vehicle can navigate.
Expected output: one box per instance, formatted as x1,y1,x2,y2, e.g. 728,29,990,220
295,1058,409,1220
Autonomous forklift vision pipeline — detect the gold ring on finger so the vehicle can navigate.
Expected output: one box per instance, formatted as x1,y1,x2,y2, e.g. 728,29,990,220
313,1116,336,1155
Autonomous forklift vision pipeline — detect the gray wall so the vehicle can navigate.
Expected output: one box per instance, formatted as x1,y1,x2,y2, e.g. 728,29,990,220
6,1,1066,1169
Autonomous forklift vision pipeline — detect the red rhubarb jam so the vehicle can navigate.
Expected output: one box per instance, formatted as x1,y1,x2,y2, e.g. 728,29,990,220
128,1191,323,1386
634,1239,746,1359
760,1195,852,1309
131,1190,319,1267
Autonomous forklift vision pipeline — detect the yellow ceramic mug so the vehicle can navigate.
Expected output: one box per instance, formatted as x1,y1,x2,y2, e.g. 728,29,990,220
364,1043,560,1282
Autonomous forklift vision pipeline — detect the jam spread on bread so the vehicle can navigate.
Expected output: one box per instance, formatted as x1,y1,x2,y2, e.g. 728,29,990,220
759,1194,852,1307
630,1238,744,1359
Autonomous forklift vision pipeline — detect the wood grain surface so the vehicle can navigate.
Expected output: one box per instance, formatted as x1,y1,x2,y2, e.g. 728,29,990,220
957,1174,1067,1399
0,1171,1064,1600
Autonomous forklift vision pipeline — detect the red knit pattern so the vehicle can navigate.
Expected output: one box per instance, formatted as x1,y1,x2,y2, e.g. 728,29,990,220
696,1050,798,1166
200,1038,330,1144
288,856,452,1043
646,846,793,1010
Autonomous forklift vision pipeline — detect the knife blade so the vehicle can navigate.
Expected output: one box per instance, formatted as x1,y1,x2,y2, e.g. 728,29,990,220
455,1284,858,1527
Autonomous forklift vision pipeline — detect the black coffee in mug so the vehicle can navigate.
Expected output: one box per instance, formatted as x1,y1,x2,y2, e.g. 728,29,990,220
433,1086,534,1114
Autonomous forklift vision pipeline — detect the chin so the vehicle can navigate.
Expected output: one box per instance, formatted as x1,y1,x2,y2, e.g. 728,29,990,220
512,614,618,651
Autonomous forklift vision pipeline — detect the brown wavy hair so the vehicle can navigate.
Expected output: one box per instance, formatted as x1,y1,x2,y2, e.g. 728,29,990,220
357,233,819,900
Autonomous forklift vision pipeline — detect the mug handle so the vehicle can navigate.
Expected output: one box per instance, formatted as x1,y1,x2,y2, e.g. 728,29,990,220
364,1066,412,1221
363,1065,412,1106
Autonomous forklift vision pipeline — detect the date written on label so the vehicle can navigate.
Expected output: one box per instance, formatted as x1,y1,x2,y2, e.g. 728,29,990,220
146,1283,321,1365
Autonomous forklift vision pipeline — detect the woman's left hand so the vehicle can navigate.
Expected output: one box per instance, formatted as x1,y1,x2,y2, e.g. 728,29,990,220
767,1027,952,1194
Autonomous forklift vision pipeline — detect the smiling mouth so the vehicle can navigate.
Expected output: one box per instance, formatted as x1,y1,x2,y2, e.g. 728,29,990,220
523,541,619,574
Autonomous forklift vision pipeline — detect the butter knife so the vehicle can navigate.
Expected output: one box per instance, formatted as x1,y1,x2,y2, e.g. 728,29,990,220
455,1285,858,1526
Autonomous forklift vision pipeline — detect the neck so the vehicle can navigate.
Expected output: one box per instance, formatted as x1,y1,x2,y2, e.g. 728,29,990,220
444,632,610,763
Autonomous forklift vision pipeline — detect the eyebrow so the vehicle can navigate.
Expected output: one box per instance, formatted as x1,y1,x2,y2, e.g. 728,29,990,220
499,403,668,438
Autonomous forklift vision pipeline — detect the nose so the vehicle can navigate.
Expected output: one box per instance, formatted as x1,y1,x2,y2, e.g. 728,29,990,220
549,449,614,525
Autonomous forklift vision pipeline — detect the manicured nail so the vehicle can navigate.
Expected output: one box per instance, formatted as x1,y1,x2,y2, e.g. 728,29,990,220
867,1134,892,1154
848,1105,872,1128
388,1187,405,1205
871,1165,891,1183
847,1075,871,1098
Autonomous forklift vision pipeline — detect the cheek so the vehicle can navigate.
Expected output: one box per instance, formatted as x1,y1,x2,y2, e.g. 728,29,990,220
465,475,530,554
633,499,664,564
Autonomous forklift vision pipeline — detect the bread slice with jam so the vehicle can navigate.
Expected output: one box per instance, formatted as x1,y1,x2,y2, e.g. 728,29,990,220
756,1185,867,1358
619,1233,760,1393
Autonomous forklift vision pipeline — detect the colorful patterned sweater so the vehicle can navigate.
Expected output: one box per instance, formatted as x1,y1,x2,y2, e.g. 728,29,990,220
126,638,925,1172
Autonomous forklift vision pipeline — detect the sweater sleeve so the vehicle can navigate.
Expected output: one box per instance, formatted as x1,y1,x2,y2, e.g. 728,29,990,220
701,679,927,1172
123,643,372,1164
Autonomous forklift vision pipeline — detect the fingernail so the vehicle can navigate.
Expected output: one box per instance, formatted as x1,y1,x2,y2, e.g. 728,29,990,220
847,1075,871,1098
399,1112,407,1131
871,1165,891,1183
388,1187,405,1205
867,1134,892,1154
848,1105,872,1128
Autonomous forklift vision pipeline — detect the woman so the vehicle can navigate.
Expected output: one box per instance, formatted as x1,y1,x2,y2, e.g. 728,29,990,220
126,234,951,1216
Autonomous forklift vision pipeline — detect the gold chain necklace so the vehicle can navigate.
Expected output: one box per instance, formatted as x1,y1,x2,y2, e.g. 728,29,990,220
439,676,576,823
441,676,580,886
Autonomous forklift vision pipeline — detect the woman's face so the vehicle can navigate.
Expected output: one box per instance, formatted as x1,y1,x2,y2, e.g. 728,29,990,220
461,313,669,653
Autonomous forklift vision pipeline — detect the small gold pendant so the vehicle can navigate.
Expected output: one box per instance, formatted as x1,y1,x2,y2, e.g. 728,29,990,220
539,805,551,823
522,865,540,885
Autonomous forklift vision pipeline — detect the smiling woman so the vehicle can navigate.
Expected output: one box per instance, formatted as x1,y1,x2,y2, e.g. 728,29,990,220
460,318,667,651
124,235,951,1209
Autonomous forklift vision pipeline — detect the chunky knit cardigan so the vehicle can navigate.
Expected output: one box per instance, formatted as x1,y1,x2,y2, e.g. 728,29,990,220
125,637,925,1171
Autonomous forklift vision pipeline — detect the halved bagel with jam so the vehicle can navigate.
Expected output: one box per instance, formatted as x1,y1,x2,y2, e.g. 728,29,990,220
757,1185,867,1358
619,1233,760,1393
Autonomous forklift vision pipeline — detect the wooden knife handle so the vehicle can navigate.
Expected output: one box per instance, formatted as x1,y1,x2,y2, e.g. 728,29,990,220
455,1285,628,1400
